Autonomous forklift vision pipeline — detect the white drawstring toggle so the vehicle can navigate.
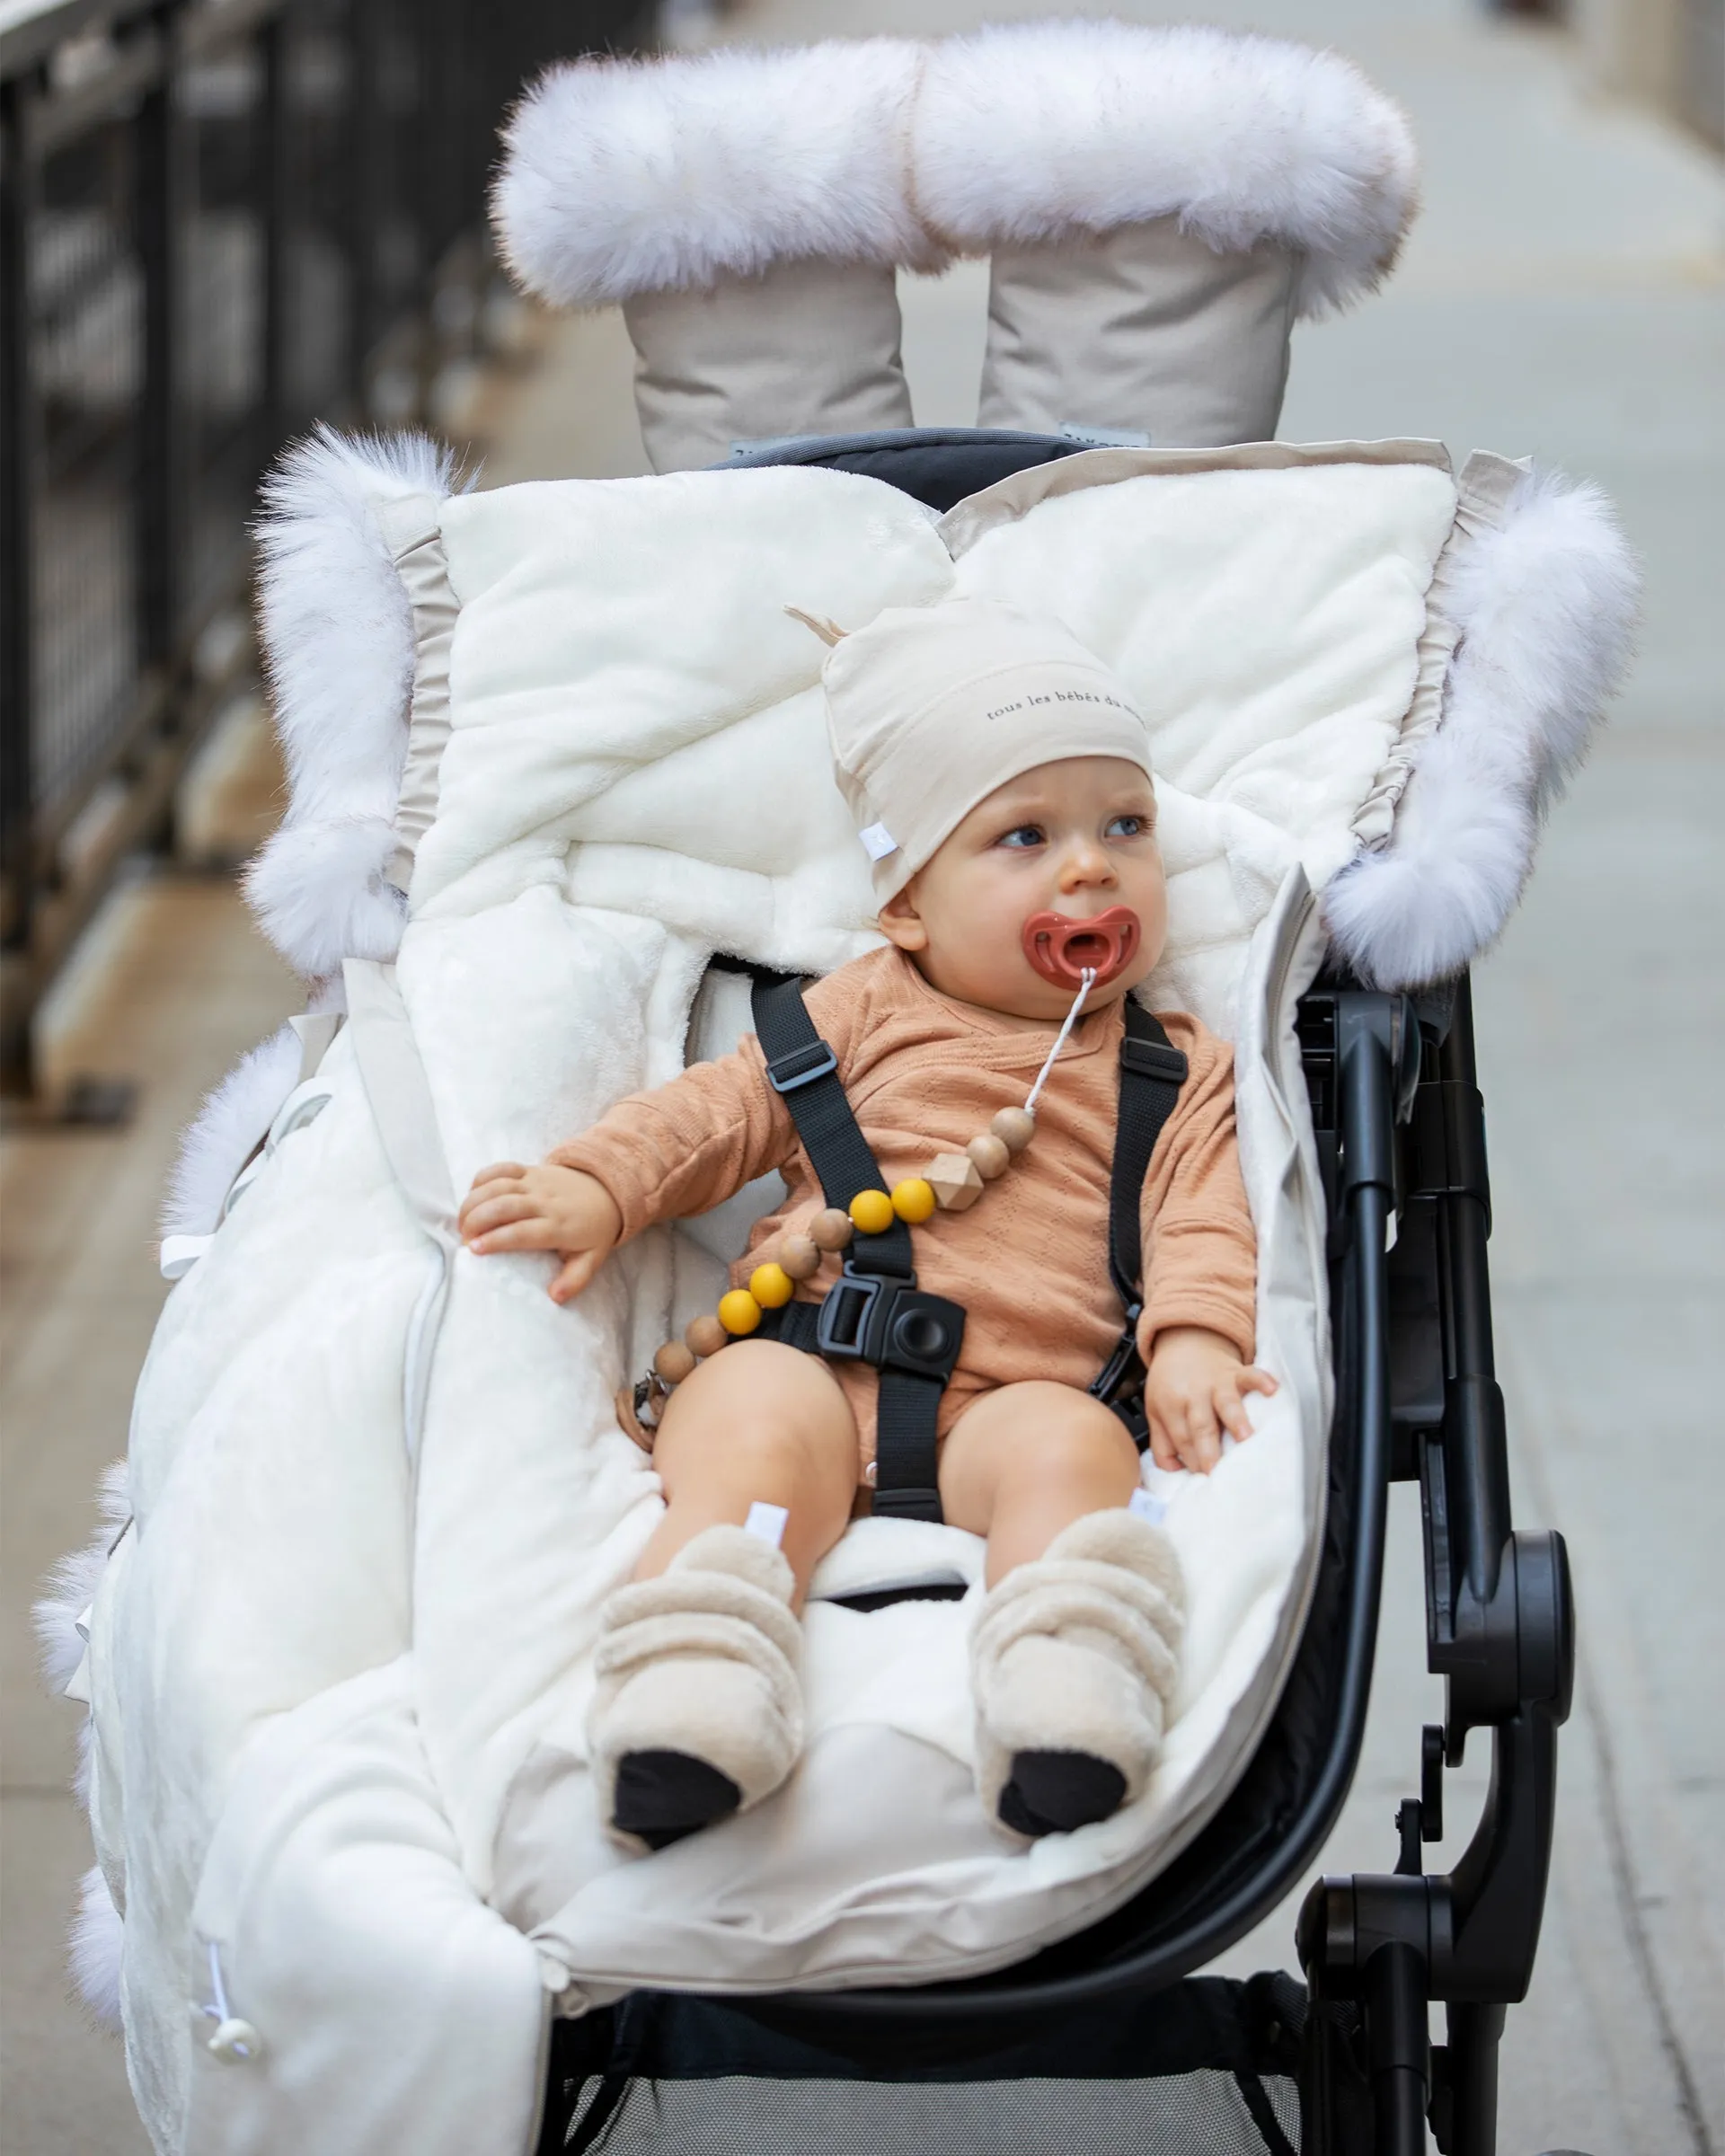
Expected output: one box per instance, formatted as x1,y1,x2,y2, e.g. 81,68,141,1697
201,1940,261,2063
1024,968,1097,1115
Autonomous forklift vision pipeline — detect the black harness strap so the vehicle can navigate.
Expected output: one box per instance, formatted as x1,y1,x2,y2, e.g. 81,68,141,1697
1089,1002,1189,1445
744,976,1188,1507
750,977,958,1521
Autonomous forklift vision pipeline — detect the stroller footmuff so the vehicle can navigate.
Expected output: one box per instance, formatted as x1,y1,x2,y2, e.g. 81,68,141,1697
38,23,1635,2156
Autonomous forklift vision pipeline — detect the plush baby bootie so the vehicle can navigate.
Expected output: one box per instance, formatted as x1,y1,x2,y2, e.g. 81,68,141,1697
588,1524,804,1851
970,1508,1186,1839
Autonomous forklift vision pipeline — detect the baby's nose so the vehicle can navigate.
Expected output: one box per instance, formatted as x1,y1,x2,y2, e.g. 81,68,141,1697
1059,841,1115,888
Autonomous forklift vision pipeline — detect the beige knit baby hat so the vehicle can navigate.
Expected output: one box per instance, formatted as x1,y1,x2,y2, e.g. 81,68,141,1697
812,598,1154,901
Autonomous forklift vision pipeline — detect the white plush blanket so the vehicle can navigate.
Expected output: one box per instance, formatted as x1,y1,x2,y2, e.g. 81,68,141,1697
67,437,1635,2155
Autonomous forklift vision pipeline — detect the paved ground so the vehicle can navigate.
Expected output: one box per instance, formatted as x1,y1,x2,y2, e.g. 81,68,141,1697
3,1,1720,2150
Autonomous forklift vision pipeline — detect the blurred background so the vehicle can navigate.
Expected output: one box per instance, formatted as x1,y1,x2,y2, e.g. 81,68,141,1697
2,0,1720,2149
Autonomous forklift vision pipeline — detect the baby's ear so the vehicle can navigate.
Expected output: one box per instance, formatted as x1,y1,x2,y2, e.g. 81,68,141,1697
876,887,928,952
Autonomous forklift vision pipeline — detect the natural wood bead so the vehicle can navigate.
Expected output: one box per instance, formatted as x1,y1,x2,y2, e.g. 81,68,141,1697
966,1132,1011,1180
849,1188,896,1235
992,1106,1036,1154
778,1233,820,1280
748,1261,795,1309
718,1288,764,1336
654,1341,697,1385
685,1312,729,1358
891,1177,937,1224
926,1152,985,1212
810,1207,854,1251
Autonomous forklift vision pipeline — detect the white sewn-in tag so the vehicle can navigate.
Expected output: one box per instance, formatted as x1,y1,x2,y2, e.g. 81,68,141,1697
744,1501,790,1548
160,1233,214,1280
1128,1486,1169,1527
858,821,898,862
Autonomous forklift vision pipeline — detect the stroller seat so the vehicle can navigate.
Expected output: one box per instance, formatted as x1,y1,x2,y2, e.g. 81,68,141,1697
37,25,1638,2156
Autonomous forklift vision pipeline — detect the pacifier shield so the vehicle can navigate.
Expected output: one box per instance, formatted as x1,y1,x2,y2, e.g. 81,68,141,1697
1021,906,1141,988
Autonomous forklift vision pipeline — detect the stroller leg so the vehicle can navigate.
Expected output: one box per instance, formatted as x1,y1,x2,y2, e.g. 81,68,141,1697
1443,2002,1505,2156
1363,1940,1429,2156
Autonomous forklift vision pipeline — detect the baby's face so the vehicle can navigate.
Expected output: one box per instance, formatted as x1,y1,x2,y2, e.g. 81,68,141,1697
878,755,1167,1023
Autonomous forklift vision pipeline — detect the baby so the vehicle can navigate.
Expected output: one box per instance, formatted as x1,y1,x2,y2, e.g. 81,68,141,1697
460,598,1274,1851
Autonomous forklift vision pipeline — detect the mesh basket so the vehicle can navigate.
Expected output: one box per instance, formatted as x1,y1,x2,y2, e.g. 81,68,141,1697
544,1973,1308,2156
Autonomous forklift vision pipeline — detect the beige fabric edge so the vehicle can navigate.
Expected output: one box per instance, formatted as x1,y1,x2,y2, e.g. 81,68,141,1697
1347,449,1529,853
377,492,460,897
936,437,1455,559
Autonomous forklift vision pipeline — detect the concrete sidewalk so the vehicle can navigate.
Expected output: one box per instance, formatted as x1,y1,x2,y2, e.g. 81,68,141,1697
4,2,1720,2150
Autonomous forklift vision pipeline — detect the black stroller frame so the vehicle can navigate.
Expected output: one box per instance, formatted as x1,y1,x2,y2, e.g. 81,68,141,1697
538,434,1575,2156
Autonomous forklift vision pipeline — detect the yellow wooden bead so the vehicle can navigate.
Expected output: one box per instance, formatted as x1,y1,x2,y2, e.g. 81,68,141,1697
654,1341,697,1385
849,1188,895,1235
778,1233,821,1281
891,1177,937,1224
685,1312,729,1358
992,1106,1036,1154
810,1207,854,1251
718,1289,764,1336
967,1133,1012,1180
748,1261,795,1309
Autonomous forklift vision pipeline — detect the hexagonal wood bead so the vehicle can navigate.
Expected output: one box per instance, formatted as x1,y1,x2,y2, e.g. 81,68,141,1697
926,1152,985,1212
991,1106,1036,1154
966,1132,1012,1181
685,1312,730,1359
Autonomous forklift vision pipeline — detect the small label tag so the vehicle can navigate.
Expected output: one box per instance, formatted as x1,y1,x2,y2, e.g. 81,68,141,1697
744,1501,790,1548
1128,1486,1168,1526
859,821,898,862
1058,423,1152,449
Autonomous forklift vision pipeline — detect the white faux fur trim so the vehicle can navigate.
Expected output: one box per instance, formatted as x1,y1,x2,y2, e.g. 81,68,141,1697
34,1461,130,1702
912,20,1418,316
246,426,456,977
70,1866,125,2033
161,1024,303,1240
1324,468,1638,988
492,40,943,306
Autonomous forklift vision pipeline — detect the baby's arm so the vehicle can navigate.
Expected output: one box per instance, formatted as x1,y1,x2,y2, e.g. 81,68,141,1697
460,1038,799,1302
1134,1021,1275,1473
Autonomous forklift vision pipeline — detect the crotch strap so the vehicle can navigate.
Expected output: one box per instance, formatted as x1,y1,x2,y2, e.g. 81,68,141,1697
748,975,962,1524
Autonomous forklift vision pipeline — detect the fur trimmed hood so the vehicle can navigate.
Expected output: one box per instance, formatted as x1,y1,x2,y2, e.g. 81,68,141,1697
491,22,1416,318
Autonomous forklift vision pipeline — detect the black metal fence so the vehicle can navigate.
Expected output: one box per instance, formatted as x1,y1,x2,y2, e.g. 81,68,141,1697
1,0,646,1097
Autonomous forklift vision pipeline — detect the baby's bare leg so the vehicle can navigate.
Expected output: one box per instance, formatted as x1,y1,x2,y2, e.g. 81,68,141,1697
635,1339,858,1606
938,1381,1141,1586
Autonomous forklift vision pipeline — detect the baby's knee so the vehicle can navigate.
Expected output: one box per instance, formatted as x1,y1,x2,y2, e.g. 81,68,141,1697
997,1385,1140,1489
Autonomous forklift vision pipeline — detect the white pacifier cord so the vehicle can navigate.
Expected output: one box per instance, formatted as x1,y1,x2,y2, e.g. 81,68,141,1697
1024,968,1098,1116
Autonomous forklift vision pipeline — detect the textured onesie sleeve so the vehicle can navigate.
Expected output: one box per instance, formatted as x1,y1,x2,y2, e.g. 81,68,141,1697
548,965,865,1242
1137,1017,1258,1363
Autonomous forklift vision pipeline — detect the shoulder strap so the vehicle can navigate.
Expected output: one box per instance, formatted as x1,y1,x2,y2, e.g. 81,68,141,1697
1108,1003,1190,1310
749,974,912,1280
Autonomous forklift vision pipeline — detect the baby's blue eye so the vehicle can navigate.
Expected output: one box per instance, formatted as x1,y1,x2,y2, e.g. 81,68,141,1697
1107,813,1147,838
998,824,1045,849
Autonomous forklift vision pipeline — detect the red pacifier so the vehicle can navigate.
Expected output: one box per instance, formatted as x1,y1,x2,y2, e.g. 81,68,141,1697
1021,906,1142,989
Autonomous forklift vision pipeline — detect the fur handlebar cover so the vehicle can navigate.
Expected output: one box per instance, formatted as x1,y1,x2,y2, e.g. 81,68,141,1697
492,22,1417,316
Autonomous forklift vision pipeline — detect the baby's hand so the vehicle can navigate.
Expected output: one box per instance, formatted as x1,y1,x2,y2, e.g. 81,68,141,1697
458,1162,623,1304
1140,1323,1278,1476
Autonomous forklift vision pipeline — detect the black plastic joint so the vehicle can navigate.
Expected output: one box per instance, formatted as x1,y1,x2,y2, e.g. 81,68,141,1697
764,1038,839,1094
1409,1079,1491,1225
1119,1038,1189,1084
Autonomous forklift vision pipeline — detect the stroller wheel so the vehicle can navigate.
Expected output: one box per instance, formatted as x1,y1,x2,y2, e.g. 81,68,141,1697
998,1750,1127,1838
613,1750,742,1849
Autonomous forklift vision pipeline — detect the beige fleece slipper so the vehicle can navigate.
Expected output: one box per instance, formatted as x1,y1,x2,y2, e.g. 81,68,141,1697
587,1524,804,1851
970,1507,1186,1838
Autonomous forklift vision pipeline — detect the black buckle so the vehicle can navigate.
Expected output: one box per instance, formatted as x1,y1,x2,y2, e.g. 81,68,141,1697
764,1038,840,1094
1089,1303,1151,1452
816,1269,965,1382
1120,1038,1189,1084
